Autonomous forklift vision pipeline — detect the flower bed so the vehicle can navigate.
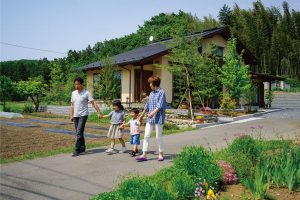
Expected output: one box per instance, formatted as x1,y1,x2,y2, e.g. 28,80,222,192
91,132,300,200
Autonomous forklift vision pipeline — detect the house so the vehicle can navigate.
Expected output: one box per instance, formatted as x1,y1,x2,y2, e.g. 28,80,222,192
83,27,284,107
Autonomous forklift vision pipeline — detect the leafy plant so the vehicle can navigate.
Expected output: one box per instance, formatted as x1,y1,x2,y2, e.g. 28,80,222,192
220,93,236,116
22,104,34,113
228,135,259,163
174,146,222,187
116,176,175,200
245,166,269,200
226,151,254,181
163,123,180,130
220,37,252,104
265,90,274,108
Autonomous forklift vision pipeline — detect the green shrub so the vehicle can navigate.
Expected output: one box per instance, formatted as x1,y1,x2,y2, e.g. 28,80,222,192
173,146,222,187
22,104,34,113
228,135,259,163
163,123,180,130
91,191,120,200
170,172,195,199
116,176,175,200
227,151,254,181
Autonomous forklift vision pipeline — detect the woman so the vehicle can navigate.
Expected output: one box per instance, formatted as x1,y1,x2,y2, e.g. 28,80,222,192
136,75,166,162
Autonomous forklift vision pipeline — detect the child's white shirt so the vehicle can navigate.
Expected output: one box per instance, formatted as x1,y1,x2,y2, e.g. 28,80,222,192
129,119,141,135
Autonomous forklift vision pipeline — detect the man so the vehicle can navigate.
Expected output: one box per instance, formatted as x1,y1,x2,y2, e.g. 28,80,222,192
70,77,102,157
136,75,166,162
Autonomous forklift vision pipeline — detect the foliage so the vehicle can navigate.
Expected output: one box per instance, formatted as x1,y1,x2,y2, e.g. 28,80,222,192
226,151,254,182
173,146,222,187
220,93,236,116
218,4,233,26
227,1,300,80
163,123,179,130
265,90,274,108
242,85,257,106
16,77,48,112
170,171,195,199
93,57,121,104
191,45,221,108
228,135,259,163
220,37,252,103
0,75,15,110
115,176,176,200
22,104,34,113
0,59,51,83
245,166,270,200
260,148,300,191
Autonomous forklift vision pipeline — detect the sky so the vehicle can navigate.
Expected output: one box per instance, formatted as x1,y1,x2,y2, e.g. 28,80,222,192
1,0,299,61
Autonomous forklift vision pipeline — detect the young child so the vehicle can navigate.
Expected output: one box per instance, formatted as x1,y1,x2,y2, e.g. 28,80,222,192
121,108,141,157
102,99,127,154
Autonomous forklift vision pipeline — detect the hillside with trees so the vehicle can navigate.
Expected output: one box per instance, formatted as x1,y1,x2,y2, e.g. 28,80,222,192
0,1,299,104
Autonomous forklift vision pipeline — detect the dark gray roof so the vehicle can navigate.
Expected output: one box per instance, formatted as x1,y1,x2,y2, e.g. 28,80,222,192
83,27,229,70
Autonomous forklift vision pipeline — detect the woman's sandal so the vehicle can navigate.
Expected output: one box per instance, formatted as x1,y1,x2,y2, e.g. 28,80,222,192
158,157,164,162
136,157,148,162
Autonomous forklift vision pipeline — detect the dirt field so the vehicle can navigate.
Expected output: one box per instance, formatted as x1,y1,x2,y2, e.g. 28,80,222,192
0,115,124,159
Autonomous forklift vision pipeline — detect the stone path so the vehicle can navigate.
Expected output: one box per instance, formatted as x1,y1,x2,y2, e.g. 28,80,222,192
1,110,300,200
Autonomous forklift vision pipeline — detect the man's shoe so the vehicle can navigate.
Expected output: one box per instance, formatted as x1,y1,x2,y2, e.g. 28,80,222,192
72,152,80,157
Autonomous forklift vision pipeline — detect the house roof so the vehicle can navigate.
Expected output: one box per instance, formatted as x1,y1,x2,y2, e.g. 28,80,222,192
83,26,257,71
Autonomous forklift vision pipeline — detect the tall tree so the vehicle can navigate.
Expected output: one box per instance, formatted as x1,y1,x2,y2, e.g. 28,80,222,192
0,76,14,110
93,57,121,105
218,4,233,26
220,38,252,104
16,77,48,112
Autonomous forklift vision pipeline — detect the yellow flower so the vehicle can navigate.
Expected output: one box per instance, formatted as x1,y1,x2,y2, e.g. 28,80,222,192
207,189,216,200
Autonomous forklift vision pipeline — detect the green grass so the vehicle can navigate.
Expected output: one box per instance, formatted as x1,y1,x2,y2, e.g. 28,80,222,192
0,141,109,164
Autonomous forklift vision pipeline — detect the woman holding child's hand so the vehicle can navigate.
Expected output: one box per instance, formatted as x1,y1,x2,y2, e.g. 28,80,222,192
136,76,166,162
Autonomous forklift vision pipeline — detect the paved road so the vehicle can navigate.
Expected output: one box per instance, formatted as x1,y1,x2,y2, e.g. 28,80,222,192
1,109,300,200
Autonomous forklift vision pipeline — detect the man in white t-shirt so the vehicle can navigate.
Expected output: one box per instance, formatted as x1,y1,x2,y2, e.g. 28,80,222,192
70,77,102,157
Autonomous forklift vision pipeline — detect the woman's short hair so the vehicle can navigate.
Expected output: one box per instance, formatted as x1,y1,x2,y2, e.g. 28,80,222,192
148,75,160,87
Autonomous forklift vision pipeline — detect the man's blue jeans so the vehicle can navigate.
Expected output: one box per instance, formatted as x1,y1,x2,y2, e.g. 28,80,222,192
74,116,88,153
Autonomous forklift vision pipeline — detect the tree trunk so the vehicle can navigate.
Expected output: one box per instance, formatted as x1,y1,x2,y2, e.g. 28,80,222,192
185,66,194,120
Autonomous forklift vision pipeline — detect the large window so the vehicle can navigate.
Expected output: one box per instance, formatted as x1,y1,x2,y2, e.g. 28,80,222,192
213,46,224,58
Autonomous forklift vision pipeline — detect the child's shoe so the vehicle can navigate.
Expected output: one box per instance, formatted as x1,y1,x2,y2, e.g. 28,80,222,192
105,148,116,154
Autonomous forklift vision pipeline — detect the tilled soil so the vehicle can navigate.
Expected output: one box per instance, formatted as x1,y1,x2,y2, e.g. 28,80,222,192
0,116,113,159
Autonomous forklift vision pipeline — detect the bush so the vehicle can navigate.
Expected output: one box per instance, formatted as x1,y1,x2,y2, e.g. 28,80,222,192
116,176,176,200
173,146,222,187
220,93,236,116
228,135,259,163
163,123,180,130
170,172,195,199
22,104,34,113
91,191,120,200
226,151,255,181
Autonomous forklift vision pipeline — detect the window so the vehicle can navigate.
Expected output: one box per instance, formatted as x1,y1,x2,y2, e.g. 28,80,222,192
213,46,224,58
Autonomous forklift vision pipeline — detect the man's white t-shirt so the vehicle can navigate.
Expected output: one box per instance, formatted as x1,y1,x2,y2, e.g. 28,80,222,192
71,90,94,117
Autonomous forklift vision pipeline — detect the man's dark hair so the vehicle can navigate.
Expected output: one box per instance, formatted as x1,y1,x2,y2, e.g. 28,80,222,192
130,108,139,114
74,77,84,84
